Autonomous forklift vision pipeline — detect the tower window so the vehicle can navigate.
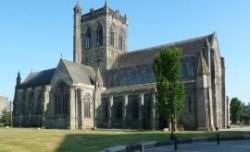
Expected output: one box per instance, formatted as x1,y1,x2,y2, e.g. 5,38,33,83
96,25,103,46
110,27,115,46
119,34,123,50
85,29,91,49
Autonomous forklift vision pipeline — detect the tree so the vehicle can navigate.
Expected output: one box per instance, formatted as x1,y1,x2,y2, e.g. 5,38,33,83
0,108,11,126
230,97,242,124
240,102,250,125
153,47,184,134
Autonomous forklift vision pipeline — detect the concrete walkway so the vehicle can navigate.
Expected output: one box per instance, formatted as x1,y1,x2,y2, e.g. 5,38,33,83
146,140,250,152
220,126,250,132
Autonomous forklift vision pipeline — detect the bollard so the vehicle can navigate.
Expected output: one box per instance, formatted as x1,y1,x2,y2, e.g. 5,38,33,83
174,135,178,151
217,132,220,145
140,144,144,152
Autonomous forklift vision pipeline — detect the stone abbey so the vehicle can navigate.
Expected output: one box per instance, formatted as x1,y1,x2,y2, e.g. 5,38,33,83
13,2,230,130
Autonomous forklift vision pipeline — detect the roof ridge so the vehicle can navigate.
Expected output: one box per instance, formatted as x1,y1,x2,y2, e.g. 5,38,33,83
61,59,94,71
61,59,96,83
26,68,56,75
127,33,214,55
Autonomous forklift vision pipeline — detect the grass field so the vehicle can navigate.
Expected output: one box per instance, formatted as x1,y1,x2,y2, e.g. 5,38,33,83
0,128,249,152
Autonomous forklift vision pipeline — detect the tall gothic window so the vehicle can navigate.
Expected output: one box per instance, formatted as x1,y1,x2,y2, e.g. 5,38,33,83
131,100,139,119
28,90,34,114
54,82,69,115
119,33,123,50
22,91,29,115
110,27,115,46
116,100,123,119
96,25,103,46
128,95,139,119
83,95,91,118
85,28,91,49
188,96,192,113
37,92,43,115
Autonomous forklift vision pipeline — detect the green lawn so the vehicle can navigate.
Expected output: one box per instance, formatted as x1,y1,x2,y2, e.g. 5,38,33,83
0,128,249,152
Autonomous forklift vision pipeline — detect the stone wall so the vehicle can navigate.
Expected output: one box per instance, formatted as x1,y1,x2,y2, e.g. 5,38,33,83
13,85,49,127
101,90,157,130
180,83,196,130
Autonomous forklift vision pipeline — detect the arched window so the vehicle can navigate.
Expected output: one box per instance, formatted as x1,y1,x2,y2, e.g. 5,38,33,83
114,99,123,119
37,92,43,115
130,96,139,119
110,27,115,46
21,91,26,115
96,25,103,46
83,95,91,118
188,96,192,113
54,82,69,115
119,33,124,50
28,90,34,114
85,28,91,49
187,59,195,78
128,71,137,85
115,73,121,87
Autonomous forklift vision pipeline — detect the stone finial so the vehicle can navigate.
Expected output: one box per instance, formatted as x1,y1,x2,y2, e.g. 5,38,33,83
16,71,21,86
197,51,209,75
104,0,109,13
74,0,82,13
95,68,103,83
104,0,108,7
124,13,128,24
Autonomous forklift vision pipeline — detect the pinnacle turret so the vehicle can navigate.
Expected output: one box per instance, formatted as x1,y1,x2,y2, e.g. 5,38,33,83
16,72,21,86
74,0,82,13
95,68,103,83
197,51,209,75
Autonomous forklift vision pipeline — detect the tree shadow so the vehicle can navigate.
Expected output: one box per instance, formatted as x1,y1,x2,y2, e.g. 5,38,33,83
55,131,169,152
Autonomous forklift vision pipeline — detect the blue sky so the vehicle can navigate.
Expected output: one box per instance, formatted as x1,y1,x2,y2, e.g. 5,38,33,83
0,0,249,103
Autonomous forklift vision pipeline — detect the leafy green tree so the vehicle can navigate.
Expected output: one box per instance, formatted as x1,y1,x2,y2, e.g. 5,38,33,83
240,102,250,125
153,47,184,133
0,109,11,126
230,97,242,124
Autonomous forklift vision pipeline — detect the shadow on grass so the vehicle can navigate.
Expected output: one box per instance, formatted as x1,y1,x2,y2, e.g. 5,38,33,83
55,131,169,152
54,130,250,152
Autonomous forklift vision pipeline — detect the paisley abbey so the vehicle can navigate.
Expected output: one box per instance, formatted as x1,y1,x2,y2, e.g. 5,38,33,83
13,2,229,130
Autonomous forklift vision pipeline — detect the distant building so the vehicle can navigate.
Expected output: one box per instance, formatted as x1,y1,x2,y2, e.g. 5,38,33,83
13,2,229,130
0,95,8,117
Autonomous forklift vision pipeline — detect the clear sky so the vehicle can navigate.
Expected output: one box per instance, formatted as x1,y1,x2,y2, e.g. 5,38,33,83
0,0,249,103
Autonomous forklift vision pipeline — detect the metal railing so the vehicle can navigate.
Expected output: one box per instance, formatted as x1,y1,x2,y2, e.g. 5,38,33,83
122,133,250,152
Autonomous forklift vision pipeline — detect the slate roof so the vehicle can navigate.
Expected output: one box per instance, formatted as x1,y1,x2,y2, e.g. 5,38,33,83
103,83,156,95
20,68,56,88
61,59,96,85
112,33,215,69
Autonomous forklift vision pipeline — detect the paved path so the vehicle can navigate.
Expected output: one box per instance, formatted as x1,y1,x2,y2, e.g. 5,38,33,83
146,140,250,152
220,127,250,132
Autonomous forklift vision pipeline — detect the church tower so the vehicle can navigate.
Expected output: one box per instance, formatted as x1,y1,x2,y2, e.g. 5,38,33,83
73,1,128,82
73,1,83,63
